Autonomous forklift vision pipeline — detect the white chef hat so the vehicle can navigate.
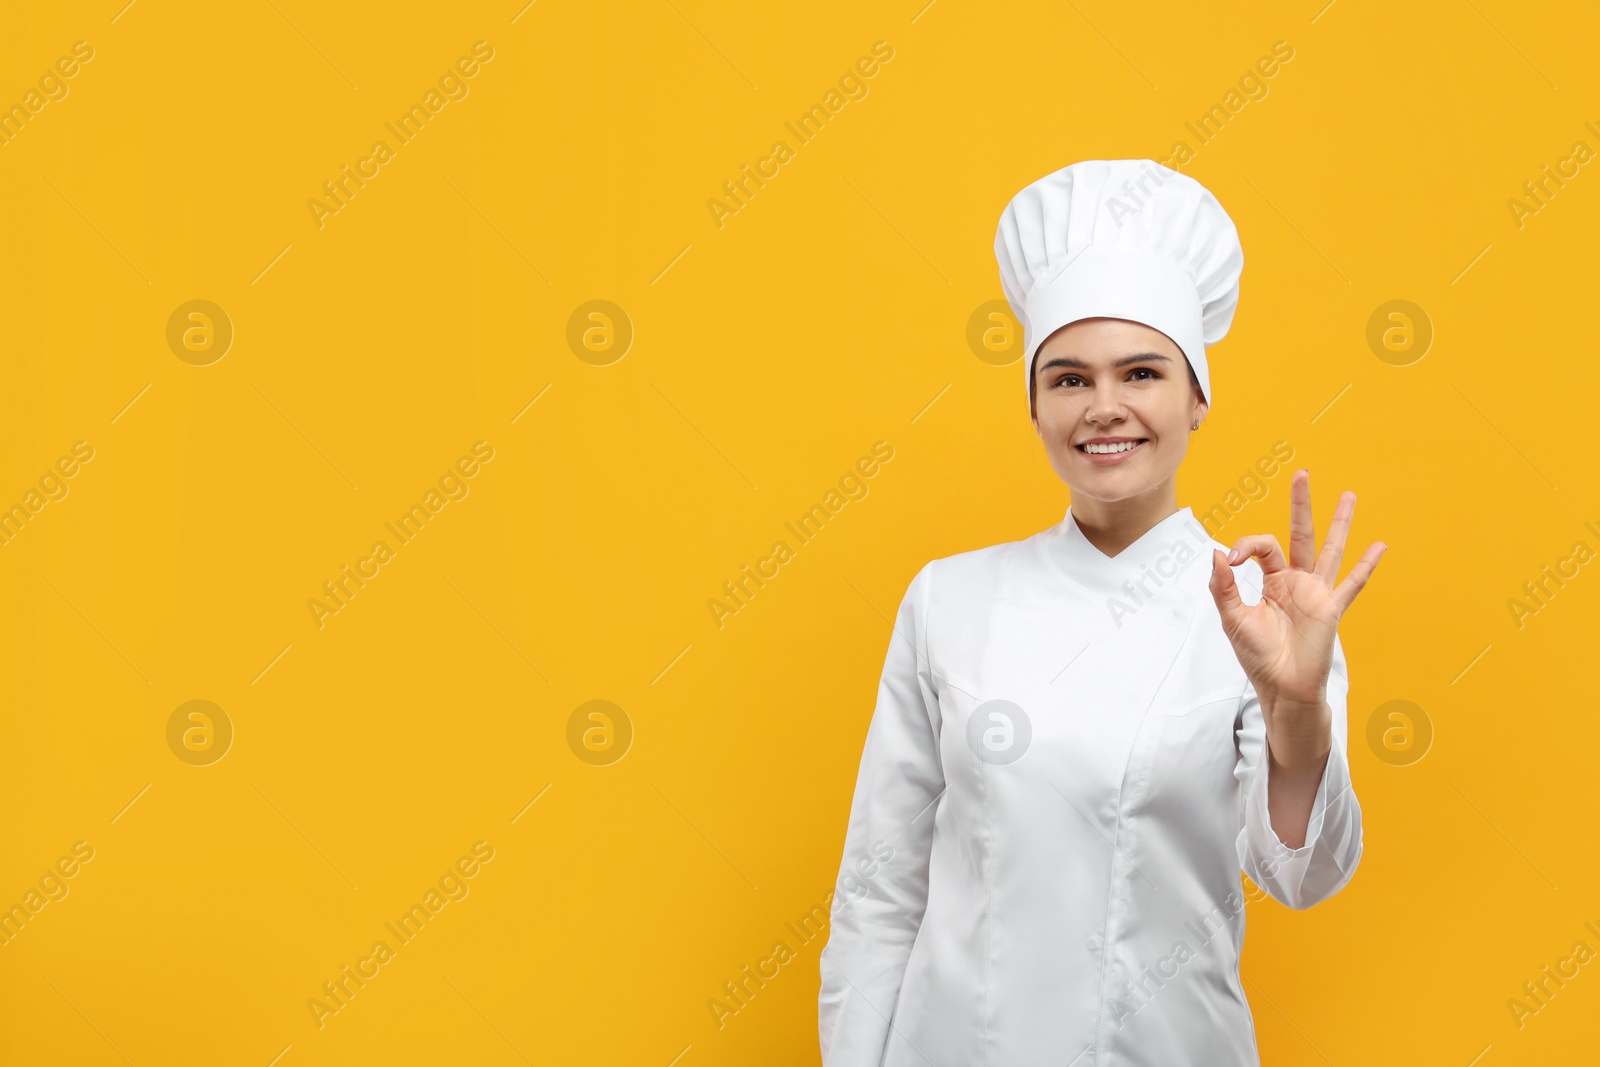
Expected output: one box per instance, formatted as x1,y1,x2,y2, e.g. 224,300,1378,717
993,158,1243,414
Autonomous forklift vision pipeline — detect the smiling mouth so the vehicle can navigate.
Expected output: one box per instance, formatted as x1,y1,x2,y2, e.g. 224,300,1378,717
1076,439,1148,455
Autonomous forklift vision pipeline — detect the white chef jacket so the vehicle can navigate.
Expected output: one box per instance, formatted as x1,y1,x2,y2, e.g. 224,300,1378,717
819,504,1362,1066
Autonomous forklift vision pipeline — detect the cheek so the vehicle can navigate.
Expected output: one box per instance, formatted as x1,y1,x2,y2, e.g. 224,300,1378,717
1044,415,1079,444
1037,394,1079,426
1136,394,1189,434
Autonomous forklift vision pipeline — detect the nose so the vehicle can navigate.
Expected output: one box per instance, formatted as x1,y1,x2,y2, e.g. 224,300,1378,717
1082,379,1128,426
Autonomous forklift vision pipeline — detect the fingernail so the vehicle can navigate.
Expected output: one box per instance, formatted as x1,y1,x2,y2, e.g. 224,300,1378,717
1227,548,1240,563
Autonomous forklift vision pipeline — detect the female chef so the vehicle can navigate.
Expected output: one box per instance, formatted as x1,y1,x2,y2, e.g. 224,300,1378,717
817,158,1387,1067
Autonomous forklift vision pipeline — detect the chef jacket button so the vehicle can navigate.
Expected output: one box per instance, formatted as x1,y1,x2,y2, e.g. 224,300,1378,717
1087,934,1101,953
1171,604,1184,619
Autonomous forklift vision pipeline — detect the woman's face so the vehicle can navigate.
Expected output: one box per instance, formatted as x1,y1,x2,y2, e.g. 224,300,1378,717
1031,317,1208,507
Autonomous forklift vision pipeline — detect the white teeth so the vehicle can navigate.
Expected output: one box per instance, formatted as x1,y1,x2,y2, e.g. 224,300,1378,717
1082,440,1141,454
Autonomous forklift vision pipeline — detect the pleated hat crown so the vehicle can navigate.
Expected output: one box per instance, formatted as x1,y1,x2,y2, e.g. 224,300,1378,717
993,159,1244,413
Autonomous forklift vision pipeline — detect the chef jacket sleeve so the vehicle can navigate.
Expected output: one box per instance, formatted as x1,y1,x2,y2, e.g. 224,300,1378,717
1233,631,1363,910
818,561,943,1066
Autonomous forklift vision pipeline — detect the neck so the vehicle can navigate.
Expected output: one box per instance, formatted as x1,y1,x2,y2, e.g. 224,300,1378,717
1070,491,1181,558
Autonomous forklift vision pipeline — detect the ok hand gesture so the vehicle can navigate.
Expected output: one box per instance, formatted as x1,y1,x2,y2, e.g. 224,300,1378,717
1207,470,1387,712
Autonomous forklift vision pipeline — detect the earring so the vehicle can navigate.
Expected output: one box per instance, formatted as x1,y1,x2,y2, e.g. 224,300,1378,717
1191,420,1199,430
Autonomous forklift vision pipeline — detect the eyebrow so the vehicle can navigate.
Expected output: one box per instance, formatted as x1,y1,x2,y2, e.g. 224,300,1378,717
1036,352,1173,376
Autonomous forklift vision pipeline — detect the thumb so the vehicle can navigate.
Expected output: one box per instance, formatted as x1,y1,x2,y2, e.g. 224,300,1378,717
1208,548,1245,624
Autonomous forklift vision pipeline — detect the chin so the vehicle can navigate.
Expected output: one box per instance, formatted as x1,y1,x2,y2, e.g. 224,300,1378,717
1055,460,1177,502
1063,481,1151,505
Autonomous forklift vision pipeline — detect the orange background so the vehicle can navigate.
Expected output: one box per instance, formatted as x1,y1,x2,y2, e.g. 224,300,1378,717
2,1,1598,1064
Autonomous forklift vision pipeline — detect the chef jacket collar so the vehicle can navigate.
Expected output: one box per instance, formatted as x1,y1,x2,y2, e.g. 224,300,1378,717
1042,504,1213,607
